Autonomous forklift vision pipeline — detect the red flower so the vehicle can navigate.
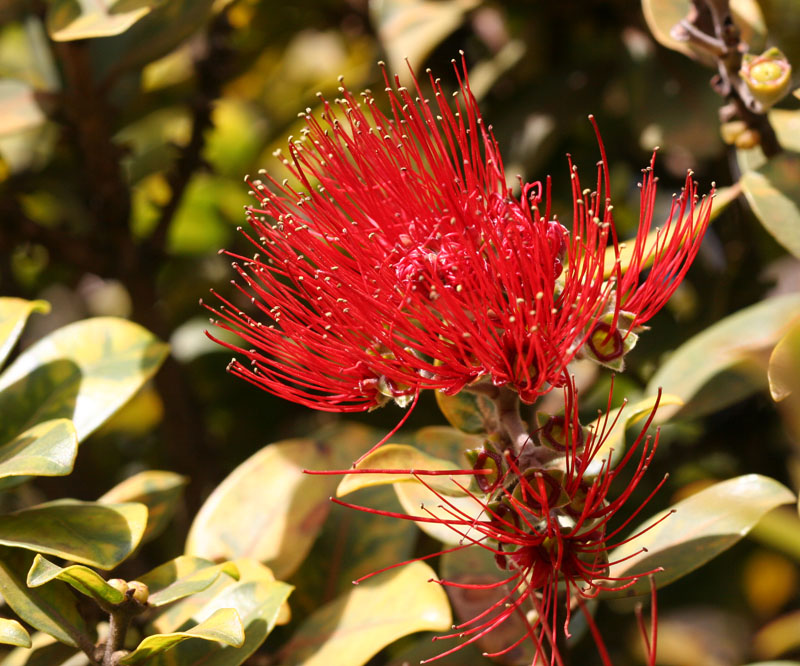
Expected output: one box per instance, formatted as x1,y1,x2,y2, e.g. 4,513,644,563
206,58,712,410
330,379,666,664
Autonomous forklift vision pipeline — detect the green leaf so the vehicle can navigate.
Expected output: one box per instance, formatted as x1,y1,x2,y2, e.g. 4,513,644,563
120,608,245,664
0,418,77,480
768,320,800,402
3,632,82,665
46,0,157,41
0,618,31,648
603,474,796,598
280,561,451,666
26,554,125,605
0,316,169,444
0,298,49,367
370,0,480,79
139,555,240,607
186,424,376,580
434,389,493,434
99,470,188,543
741,154,800,259
146,579,293,666
336,443,465,497
646,293,800,418
0,499,147,569
0,80,47,136
0,546,89,647
583,393,683,476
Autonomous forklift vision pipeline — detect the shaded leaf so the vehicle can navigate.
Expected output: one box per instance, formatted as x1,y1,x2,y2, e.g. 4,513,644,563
2,632,84,666
26,554,125,605
186,424,376,579
99,470,188,543
603,474,796,598
0,418,77,480
0,546,89,647
741,154,800,259
583,393,683,476
146,579,293,666
47,0,157,41
0,317,169,443
0,618,31,648
435,389,493,434
120,608,244,664
370,0,480,79
646,293,800,418
139,555,239,607
336,443,465,497
280,561,451,666
0,297,49,367
0,499,147,569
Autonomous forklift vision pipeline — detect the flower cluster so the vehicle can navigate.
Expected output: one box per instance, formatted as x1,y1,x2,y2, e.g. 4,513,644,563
206,58,713,411
332,379,665,664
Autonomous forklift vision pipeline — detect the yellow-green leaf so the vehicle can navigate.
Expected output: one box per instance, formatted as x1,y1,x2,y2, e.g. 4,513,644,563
99,470,188,542
0,317,169,444
186,425,375,580
753,610,800,661
0,618,31,648
741,154,800,259
146,579,293,666
370,0,479,80
583,393,683,476
768,320,800,402
336,443,465,497
603,474,796,598
120,608,245,664
26,554,125,605
47,0,157,41
0,499,147,569
0,81,47,137
0,546,89,647
280,561,451,666
434,389,493,434
3,632,83,666
139,555,239,607
0,298,49,367
0,418,77,480
646,293,800,418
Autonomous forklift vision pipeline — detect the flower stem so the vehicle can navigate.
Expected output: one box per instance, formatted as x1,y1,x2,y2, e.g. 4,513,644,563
494,387,532,455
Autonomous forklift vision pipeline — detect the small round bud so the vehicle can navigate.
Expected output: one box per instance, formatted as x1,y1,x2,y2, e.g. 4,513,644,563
106,578,128,595
127,581,150,604
740,47,793,109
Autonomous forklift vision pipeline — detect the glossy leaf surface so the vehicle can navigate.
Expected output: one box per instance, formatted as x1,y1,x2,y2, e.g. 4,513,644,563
26,554,125,605
0,317,169,444
0,618,31,648
280,561,451,666
120,607,245,664
99,470,188,542
0,298,49,368
0,418,77,480
47,0,157,41
604,475,796,597
435,389,493,434
0,499,147,569
139,555,239,607
768,320,800,402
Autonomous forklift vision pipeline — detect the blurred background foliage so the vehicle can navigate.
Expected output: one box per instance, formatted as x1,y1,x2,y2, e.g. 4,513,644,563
2,0,800,664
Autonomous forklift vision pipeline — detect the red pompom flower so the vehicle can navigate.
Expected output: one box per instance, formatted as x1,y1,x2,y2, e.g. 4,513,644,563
206,58,713,411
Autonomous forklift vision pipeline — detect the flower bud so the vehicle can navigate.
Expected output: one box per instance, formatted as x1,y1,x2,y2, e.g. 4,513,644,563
107,578,128,595
127,580,150,604
740,48,793,109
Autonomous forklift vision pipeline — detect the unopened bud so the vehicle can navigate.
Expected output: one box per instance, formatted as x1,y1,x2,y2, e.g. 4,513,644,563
127,580,150,604
107,578,128,595
740,47,793,109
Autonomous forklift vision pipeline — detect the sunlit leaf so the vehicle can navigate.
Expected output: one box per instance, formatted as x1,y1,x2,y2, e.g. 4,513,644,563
139,555,239,607
26,554,125,605
280,561,451,666
0,499,147,569
120,608,244,664
2,632,83,666
0,80,46,137
0,297,49,367
336,443,465,497
146,579,292,666
435,389,493,434
370,0,479,78
99,470,188,542
768,320,800,402
741,154,800,259
186,424,376,579
603,474,796,598
646,293,800,418
46,0,157,41
583,393,683,476
0,317,169,444
0,618,31,648
0,418,77,480
0,547,89,647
